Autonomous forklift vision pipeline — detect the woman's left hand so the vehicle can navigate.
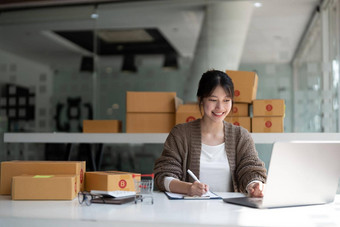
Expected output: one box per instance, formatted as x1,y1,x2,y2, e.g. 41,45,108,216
246,182,265,198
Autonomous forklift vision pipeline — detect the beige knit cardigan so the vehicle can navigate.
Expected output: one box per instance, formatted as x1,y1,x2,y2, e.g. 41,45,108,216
153,119,267,193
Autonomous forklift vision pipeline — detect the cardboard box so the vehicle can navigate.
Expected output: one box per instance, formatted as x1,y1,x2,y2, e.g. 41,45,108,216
11,175,77,200
126,113,175,133
83,120,122,133
226,70,258,103
227,103,249,117
252,99,285,117
126,91,183,132
176,104,202,125
85,171,141,192
225,117,251,132
0,161,86,195
252,117,284,132
126,91,179,113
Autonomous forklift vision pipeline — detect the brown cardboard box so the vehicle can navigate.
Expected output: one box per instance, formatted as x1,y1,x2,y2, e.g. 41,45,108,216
253,99,285,117
126,113,175,133
126,91,182,132
226,70,258,103
11,175,77,200
227,103,249,117
0,161,86,195
83,120,122,133
225,117,251,132
126,91,177,113
85,171,141,192
176,104,202,125
252,117,284,132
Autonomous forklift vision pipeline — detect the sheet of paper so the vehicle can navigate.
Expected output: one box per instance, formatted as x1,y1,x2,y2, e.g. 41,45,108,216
165,191,221,199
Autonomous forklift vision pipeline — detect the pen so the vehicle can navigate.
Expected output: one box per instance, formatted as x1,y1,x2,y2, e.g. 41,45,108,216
187,169,200,182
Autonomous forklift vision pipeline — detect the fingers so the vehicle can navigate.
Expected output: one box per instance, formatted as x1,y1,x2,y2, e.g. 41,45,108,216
189,181,208,196
205,184,209,193
248,182,265,198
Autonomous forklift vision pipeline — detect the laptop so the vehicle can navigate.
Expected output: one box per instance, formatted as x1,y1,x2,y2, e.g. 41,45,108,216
224,141,340,209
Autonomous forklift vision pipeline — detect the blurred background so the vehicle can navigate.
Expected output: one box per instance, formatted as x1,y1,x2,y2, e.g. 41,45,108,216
0,0,339,178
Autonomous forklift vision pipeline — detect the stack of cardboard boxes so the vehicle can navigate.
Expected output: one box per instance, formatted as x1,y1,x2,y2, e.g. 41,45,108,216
0,161,141,200
126,91,182,133
252,99,285,132
81,71,284,133
226,70,285,132
0,161,85,200
224,70,257,132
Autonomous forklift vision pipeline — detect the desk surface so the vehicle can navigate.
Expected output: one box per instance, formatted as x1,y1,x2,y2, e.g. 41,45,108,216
0,192,339,227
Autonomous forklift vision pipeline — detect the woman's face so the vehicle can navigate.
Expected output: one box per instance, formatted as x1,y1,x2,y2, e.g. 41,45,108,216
202,85,232,123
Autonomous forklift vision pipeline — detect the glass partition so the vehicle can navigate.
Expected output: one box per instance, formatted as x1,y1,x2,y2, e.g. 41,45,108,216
292,0,340,132
0,0,338,135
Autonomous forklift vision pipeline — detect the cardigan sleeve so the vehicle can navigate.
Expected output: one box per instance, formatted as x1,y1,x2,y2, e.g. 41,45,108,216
235,127,267,192
153,126,187,191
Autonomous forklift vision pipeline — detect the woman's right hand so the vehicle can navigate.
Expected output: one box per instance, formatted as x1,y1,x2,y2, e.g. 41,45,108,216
188,181,209,196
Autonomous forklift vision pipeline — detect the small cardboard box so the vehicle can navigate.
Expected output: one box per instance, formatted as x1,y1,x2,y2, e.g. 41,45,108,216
176,104,202,125
252,99,285,117
126,91,178,113
85,171,141,192
252,117,284,132
83,120,122,133
0,161,86,195
227,103,249,117
11,175,77,200
226,70,258,103
225,117,251,132
126,113,175,133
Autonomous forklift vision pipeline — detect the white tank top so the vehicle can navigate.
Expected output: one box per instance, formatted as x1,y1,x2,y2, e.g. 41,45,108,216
199,143,232,192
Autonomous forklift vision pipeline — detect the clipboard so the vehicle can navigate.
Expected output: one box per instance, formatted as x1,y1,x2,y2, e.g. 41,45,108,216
164,191,222,200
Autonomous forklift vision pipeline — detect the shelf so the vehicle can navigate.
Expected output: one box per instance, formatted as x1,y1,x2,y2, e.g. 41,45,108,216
4,132,340,144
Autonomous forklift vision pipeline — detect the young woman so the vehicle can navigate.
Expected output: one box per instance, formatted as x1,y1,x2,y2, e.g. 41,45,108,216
154,70,266,197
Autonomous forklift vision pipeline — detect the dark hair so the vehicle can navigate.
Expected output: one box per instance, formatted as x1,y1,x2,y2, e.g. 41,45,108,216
196,70,234,106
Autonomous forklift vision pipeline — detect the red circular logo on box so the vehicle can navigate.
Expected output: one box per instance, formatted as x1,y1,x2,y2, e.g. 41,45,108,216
232,107,238,113
233,121,240,126
80,169,83,183
186,116,196,122
234,90,240,97
118,179,127,189
266,104,273,111
265,121,272,128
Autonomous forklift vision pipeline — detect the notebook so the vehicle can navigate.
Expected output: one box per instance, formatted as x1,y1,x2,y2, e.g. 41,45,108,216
165,190,221,200
224,141,340,209
91,195,141,205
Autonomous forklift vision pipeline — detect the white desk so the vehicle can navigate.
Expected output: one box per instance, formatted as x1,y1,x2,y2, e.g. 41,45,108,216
0,192,339,227
4,132,340,144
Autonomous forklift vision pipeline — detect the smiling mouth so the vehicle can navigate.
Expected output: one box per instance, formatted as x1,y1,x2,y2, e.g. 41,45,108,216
213,112,225,116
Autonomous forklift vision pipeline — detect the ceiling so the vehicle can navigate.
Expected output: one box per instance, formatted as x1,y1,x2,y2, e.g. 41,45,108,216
54,28,177,56
0,0,320,70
